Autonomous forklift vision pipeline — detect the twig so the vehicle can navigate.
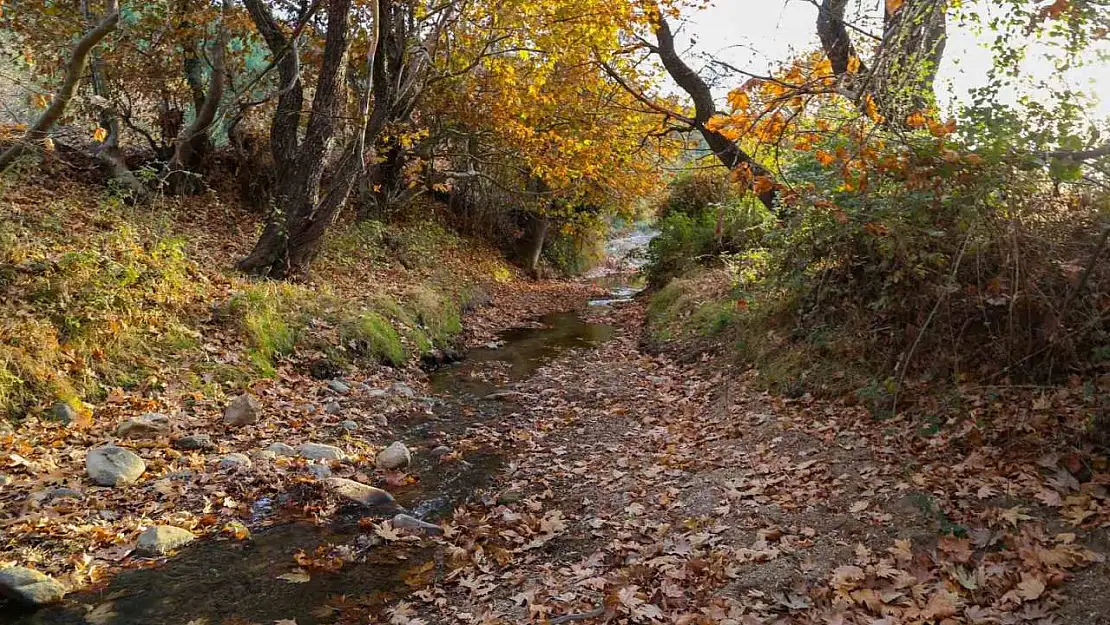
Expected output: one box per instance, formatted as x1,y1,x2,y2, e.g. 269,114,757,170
891,227,974,414
550,606,606,624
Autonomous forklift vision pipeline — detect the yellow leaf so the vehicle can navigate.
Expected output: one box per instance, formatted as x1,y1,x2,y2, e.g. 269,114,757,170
886,0,905,14
727,89,750,111
815,150,836,166
847,56,861,74
42,137,55,152
93,127,108,142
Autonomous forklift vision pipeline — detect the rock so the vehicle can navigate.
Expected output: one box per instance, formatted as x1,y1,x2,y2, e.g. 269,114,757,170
136,526,196,556
364,388,388,399
375,441,412,470
116,413,172,439
173,434,216,451
340,420,358,432
251,449,277,462
307,463,331,480
31,487,83,504
484,340,506,349
223,394,261,426
325,477,395,507
390,383,415,398
48,401,77,425
497,490,524,505
327,380,351,395
430,445,452,457
298,442,347,462
0,566,66,606
86,446,146,486
325,400,343,415
266,442,297,457
374,415,389,428
392,514,443,536
217,453,252,471
483,391,519,401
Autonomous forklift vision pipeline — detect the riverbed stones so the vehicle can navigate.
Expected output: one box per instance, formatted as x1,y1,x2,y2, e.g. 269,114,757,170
173,433,216,451
223,394,260,426
390,382,415,398
0,566,66,606
307,463,331,480
327,380,351,395
340,420,358,432
325,400,343,415
86,446,146,486
392,514,443,536
217,453,252,471
430,445,452,458
266,442,296,457
116,412,171,439
298,442,346,462
136,526,196,556
325,477,394,507
375,441,411,470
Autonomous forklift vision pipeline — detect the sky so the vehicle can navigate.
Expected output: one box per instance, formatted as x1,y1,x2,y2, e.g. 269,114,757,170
674,0,1110,120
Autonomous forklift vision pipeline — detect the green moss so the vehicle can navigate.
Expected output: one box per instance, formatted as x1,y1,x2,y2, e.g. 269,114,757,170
341,312,405,366
405,287,462,347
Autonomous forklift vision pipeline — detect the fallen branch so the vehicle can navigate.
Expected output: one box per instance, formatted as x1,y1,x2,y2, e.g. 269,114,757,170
549,606,606,624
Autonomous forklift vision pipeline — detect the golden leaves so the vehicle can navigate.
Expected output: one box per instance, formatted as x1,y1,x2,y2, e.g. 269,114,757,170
726,89,750,111
846,55,861,74
93,127,108,142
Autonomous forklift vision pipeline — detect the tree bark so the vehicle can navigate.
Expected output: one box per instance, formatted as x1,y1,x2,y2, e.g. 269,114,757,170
652,15,776,210
165,5,229,195
527,216,548,278
237,0,355,279
0,0,120,174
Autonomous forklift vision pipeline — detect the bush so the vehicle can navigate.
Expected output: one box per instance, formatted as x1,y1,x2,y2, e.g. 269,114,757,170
645,172,769,288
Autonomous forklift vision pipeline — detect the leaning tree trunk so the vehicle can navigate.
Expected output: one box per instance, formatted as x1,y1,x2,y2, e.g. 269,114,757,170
237,0,354,279
652,15,776,210
0,0,119,174
526,216,548,278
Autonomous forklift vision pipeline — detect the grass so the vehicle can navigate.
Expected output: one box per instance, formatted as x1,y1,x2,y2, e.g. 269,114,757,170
0,176,510,421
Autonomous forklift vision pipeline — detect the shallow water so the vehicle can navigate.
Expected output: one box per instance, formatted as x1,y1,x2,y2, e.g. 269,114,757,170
5,308,619,625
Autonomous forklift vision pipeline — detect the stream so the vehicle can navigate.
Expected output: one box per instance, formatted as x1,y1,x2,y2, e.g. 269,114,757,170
8,228,654,625
8,299,625,625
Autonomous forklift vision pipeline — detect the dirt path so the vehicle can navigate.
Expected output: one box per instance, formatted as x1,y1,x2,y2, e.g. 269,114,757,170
400,301,1110,625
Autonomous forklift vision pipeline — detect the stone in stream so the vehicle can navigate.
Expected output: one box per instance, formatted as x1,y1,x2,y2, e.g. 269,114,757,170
390,382,416,398
0,566,67,606
217,453,252,471
173,433,216,451
266,442,297,457
136,526,196,556
375,441,411,470
325,477,395,507
298,442,347,462
86,446,146,486
116,412,172,439
392,514,443,536
223,394,261,426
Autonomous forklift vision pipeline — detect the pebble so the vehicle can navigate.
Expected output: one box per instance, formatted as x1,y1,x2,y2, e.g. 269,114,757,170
173,433,216,451
391,382,416,398
223,394,261,426
49,401,78,425
325,477,395,507
136,525,196,556
307,463,332,480
431,445,453,457
86,446,146,486
340,420,359,432
298,442,347,462
0,566,66,606
325,400,343,415
392,514,443,536
217,453,252,471
375,441,412,470
266,442,297,457
327,380,351,395
116,413,172,439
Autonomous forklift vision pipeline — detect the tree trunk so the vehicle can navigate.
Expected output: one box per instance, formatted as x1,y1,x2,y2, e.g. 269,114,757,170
652,15,776,210
165,6,229,195
0,0,119,174
237,0,355,279
527,217,548,278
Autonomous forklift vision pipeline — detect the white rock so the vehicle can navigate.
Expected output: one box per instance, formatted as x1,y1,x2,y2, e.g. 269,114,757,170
325,477,395,507
266,442,297,457
298,442,347,462
0,566,66,606
86,446,146,486
375,441,412,470
136,526,196,556
392,514,443,535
